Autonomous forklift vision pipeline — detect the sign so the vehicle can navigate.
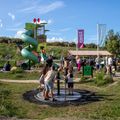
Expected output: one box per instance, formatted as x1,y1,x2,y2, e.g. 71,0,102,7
83,66,93,77
25,23,35,30
78,29,84,48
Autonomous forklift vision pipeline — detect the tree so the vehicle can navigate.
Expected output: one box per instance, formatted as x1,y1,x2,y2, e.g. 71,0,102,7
85,43,97,48
105,30,120,56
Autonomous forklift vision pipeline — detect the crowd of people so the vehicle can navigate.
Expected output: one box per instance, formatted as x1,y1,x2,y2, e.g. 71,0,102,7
39,54,119,101
74,55,117,75
39,55,74,101
1,54,118,102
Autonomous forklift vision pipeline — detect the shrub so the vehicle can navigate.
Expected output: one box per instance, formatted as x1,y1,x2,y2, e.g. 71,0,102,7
95,71,104,86
10,67,24,74
103,75,113,84
95,71,113,86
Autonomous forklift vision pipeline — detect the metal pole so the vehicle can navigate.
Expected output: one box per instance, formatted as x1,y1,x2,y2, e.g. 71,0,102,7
97,24,99,58
57,79,60,95
34,23,37,39
57,71,60,95
64,79,66,101
28,45,31,70
76,42,78,51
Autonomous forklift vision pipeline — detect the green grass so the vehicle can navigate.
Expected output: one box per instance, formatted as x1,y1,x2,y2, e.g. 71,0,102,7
0,81,120,120
0,71,40,80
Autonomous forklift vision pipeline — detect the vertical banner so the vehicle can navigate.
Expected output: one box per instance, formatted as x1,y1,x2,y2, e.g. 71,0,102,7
78,29,84,48
98,24,106,47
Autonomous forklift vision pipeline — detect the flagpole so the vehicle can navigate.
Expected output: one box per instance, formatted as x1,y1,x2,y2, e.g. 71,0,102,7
97,24,99,58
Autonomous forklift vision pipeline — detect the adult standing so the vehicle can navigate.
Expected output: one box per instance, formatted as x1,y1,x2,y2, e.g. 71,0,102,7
95,56,100,70
107,56,113,74
76,56,81,71
112,56,117,71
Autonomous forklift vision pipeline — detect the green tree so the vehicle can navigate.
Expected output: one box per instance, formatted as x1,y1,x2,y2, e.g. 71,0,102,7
105,30,120,56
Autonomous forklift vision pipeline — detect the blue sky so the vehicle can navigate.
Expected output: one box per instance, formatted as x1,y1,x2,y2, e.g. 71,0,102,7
0,0,120,43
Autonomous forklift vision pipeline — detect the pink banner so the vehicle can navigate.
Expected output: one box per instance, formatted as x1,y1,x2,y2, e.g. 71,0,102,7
78,29,84,48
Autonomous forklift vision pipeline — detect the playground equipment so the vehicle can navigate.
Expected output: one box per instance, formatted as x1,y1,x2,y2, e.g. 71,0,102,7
21,19,48,69
21,30,39,63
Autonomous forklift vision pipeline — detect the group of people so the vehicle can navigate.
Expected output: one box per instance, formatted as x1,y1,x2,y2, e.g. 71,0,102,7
39,55,74,101
74,55,117,76
105,56,117,75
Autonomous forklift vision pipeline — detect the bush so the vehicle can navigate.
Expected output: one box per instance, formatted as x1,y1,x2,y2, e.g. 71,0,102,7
95,71,113,86
10,67,24,74
103,75,113,84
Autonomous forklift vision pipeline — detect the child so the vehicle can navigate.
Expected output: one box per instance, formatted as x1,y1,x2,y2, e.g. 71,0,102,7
44,66,57,101
38,64,49,97
67,69,74,95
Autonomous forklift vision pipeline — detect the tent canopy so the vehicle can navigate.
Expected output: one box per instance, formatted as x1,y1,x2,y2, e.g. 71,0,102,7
68,50,112,56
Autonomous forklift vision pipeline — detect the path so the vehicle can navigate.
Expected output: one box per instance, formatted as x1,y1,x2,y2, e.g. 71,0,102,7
0,79,38,83
0,78,80,83
0,72,120,84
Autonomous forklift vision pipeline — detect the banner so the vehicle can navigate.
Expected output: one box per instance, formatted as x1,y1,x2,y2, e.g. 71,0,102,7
78,29,84,48
97,24,106,47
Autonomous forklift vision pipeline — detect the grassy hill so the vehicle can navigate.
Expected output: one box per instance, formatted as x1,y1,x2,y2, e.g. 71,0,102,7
0,43,75,66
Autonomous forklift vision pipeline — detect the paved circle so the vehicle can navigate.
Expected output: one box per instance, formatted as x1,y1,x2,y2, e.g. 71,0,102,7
34,90,82,102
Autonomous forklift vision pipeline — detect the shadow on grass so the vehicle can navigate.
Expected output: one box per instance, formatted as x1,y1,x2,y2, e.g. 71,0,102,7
23,88,113,107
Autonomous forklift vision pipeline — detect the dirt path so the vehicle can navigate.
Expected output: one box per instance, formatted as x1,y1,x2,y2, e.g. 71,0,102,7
0,72,120,84
0,79,39,83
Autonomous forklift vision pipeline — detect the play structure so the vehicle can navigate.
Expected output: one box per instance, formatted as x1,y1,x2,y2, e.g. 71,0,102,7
21,30,39,63
20,18,48,69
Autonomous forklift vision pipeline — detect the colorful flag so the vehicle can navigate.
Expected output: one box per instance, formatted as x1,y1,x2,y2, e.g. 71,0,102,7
78,29,84,48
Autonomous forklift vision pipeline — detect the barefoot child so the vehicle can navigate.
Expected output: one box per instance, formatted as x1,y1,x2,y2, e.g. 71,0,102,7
67,69,74,95
39,64,49,96
44,66,57,101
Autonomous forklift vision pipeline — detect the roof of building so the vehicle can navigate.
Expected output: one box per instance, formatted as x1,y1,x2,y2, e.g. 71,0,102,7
68,50,112,56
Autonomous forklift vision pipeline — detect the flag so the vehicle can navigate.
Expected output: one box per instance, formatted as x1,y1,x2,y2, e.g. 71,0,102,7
97,24,106,47
78,29,84,48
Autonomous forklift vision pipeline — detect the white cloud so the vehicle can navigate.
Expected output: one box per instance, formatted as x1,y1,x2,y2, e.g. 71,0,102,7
60,28,71,32
35,19,52,25
0,19,3,28
6,28,23,31
47,37,67,42
39,1,64,14
19,6,36,12
37,19,52,24
47,32,61,36
0,23,3,28
48,20,52,24
14,29,25,38
8,12,15,20
18,1,64,14
40,20,47,24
